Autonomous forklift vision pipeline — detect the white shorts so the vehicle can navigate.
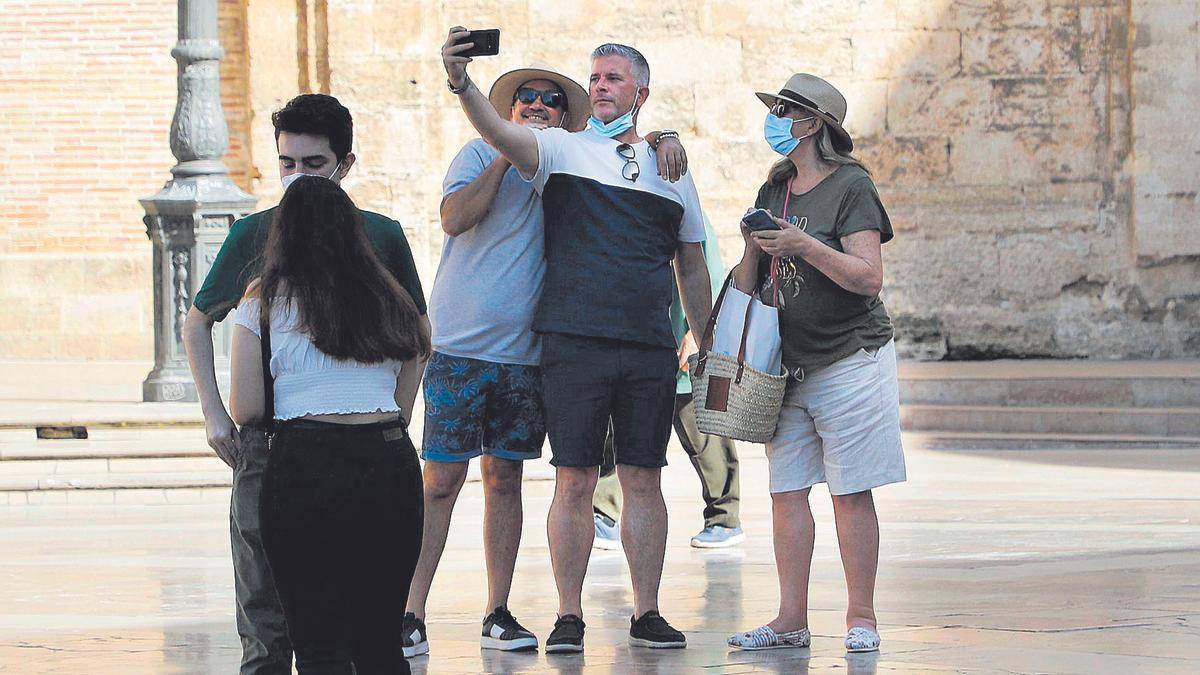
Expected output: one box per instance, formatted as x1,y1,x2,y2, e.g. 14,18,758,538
765,339,906,495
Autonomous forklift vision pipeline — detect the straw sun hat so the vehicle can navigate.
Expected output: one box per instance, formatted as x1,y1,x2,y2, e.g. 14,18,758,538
488,64,590,132
755,73,854,152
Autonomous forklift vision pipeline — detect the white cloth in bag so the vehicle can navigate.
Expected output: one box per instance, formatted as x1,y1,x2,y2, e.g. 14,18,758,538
711,284,783,375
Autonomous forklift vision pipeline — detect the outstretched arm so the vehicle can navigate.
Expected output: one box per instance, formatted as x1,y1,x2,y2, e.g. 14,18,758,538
442,27,539,176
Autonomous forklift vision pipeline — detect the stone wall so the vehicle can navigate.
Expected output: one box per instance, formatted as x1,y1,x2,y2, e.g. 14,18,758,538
2,0,1197,361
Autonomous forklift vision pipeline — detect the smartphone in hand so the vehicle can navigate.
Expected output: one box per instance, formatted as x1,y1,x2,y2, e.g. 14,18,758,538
743,208,782,232
454,29,500,57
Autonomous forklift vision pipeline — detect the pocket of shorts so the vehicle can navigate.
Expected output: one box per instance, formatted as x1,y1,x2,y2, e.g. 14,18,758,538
859,346,881,361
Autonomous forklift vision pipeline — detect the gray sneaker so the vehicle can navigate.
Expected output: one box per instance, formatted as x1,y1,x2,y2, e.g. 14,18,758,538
690,525,746,548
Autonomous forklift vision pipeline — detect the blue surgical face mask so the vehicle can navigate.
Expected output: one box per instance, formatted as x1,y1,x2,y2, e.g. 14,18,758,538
764,113,816,156
588,93,641,138
280,160,341,190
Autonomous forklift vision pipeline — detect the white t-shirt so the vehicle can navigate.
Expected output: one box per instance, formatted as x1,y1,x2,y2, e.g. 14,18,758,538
235,298,402,421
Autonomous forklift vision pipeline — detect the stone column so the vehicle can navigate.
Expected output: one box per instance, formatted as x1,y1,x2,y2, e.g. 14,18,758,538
141,0,257,402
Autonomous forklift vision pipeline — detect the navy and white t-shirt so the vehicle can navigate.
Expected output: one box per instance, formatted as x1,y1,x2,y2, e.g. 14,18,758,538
525,126,706,349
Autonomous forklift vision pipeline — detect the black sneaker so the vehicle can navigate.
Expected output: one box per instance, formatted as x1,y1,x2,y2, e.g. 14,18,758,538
545,614,585,654
481,606,539,652
629,610,686,649
401,612,428,657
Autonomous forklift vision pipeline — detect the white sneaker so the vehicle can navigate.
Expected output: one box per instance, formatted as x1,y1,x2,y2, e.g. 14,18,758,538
593,513,621,550
690,525,745,548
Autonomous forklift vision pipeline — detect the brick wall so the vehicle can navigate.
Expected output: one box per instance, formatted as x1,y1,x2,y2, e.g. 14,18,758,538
0,0,251,359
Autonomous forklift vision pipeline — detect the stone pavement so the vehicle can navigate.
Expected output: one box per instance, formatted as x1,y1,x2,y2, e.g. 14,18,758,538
1,432,1198,674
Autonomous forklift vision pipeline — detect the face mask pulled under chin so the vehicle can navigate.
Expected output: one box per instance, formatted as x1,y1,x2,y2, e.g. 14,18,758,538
280,161,341,190
588,94,640,138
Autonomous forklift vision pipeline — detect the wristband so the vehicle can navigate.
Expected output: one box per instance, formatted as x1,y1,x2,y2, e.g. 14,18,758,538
651,130,679,149
447,74,471,95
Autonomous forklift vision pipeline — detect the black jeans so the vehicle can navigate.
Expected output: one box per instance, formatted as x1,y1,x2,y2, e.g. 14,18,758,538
260,418,423,675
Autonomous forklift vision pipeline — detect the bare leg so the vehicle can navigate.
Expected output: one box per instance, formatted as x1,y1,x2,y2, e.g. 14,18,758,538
405,460,469,619
547,466,598,617
831,490,879,630
481,455,524,612
616,464,667,617
767,488,814,632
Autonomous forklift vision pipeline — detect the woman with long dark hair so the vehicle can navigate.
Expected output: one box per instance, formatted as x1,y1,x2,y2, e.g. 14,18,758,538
229,176,430,674
726,74,905,654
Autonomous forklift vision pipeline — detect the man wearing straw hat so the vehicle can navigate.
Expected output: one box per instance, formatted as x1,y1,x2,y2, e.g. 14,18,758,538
441,29,713,653
402,63,689,657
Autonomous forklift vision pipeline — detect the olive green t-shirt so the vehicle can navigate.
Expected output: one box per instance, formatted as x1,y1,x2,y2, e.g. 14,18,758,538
192,207,426,322
753,164,894,373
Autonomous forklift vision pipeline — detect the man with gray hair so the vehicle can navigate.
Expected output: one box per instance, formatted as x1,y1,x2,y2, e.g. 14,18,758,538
441,30,713,652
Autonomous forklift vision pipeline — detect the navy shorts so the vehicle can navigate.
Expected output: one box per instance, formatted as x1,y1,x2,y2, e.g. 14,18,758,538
421,351,546,462
541,333,676,468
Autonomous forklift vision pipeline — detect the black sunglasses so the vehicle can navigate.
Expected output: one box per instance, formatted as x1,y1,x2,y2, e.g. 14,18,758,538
615,143,640,182
514,87,566,109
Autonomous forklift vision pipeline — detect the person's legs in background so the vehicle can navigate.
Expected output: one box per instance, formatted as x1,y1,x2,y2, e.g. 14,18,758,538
674,393,745,548
591,422,622,550
231,427,292,675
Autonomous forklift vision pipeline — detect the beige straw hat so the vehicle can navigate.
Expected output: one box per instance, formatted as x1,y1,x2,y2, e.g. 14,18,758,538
488,64,590,132
755,73,853,152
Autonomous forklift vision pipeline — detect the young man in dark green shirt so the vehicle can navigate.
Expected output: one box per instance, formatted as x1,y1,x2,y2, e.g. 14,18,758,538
182,94,427,675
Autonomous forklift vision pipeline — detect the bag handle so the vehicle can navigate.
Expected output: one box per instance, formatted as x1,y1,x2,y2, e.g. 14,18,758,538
769,177,795,307
258,299,276,433
694,271,756,384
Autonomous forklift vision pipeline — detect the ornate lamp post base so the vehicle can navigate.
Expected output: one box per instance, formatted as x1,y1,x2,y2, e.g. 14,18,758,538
142,1,257,402
142,176,255,402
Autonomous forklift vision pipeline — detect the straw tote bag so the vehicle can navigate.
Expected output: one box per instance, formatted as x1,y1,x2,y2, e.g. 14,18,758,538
688,273,788,443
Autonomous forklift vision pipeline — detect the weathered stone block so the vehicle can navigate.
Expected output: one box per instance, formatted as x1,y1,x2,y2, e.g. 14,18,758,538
898,0,1051,31
693,83,767,141
839,79,888,141
639,84,696,134
963,28,1054,76
335,57,428,105
700,0,782,34
887,76,993,135
860,135,951,187
948,130,1031,185
1135,194,1200,259
741,35,854,88
797,0,899,31
853,30,962,78
642,37,743,87
990,77,1055,129
884,233,1002,308
995,229,1096,300
524,0,622,35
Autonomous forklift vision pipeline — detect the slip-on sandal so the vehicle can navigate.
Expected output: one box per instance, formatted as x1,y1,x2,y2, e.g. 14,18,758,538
727,625,811,650
845,626,880,652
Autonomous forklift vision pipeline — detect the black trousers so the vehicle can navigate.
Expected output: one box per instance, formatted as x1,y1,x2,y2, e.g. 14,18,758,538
259,418,423,675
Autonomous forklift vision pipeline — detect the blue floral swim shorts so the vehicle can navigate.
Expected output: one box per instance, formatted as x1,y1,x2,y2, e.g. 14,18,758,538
421,351,546,462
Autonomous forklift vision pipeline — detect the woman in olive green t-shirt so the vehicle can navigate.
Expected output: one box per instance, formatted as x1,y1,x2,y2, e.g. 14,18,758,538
727,74,906,655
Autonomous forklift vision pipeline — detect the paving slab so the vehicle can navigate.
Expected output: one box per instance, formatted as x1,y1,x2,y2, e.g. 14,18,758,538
0,435,1197,673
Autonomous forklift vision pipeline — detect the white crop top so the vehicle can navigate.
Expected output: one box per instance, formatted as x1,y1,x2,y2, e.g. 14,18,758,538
234,298,403,420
